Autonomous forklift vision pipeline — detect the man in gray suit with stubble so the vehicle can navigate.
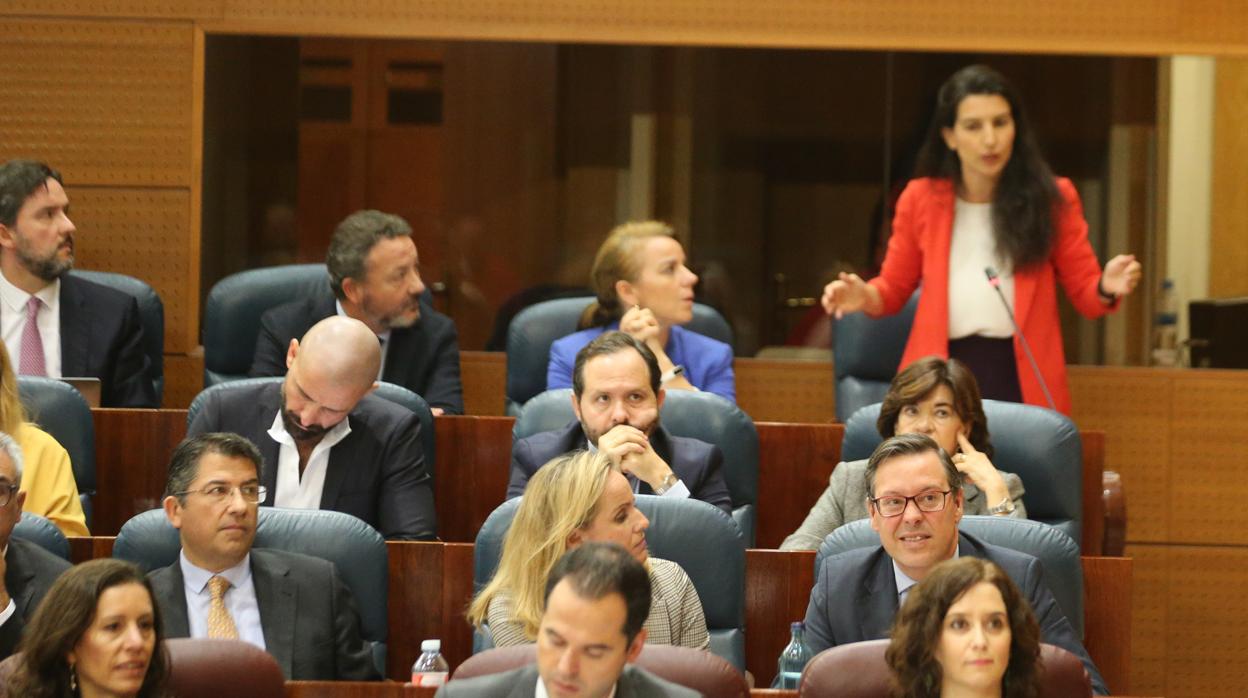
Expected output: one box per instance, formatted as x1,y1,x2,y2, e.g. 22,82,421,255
149,432,378,681
438,542,699,698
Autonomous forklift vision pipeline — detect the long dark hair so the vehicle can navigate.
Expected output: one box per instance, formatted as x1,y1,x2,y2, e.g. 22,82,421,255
886,557,1041,698
9,559,169,698
913,65,1060,270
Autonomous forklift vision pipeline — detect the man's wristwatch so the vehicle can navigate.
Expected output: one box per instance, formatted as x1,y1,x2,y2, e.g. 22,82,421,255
988,497,1016,516
660,365,684,384
653,472,679,495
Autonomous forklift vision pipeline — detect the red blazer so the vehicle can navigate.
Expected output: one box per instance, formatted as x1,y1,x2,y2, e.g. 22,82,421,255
867,177,1116,415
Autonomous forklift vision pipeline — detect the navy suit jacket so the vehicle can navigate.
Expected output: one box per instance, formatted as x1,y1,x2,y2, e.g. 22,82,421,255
507,421,733,514
803,531,1108,695
59,274,156,407
249,294,464,415
187,381,436,540
0,538,71,658
149,548,379,681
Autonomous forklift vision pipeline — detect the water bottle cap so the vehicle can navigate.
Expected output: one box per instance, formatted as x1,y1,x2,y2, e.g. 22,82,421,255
791,621,804,632
421,639,441,652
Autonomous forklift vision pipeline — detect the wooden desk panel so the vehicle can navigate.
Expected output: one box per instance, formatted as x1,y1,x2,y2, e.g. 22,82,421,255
386,541,476,682
92,408,188,536
754,423,841,549
286,682,408,697
433,416,514,543
744,549,816,686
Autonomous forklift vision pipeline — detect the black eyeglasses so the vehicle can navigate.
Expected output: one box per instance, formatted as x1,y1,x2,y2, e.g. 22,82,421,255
0,483,18,508
172,484,266,505
869,490,952,518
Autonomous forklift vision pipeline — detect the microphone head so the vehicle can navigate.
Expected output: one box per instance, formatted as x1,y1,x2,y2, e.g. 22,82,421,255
984,266,1001,287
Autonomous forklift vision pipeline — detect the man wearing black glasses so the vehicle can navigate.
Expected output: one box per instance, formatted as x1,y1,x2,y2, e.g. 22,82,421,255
150,432,378,681
799,433,1107,695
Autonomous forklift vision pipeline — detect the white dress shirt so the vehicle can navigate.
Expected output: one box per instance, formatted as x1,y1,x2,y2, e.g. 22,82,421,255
180,551,266,650
335,300,390,380
947,199,1015,340
0,272,61,378
267,411,352,510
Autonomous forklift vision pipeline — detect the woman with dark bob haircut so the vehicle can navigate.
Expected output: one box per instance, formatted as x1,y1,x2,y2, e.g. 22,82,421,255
8,558,169,698
781,356,1025,550
821,65,1141,415
887,557,1042,698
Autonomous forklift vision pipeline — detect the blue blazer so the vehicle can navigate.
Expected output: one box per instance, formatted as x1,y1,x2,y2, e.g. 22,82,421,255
546,324,735,402
507,421,733,514
803,531,1108,696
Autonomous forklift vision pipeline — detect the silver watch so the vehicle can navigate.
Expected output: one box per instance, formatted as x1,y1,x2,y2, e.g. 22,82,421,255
988,497,1016,516
653,472,679,495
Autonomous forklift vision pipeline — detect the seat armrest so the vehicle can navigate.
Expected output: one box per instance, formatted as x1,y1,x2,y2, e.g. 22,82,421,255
1101,471,1126,557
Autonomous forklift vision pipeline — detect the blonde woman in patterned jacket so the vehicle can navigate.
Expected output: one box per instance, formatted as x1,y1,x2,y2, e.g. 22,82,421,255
468,450,709,651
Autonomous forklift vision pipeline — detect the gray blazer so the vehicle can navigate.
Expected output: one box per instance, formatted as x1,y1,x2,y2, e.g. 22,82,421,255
779,458,1027,551
435,663,701,697
149,548,379,681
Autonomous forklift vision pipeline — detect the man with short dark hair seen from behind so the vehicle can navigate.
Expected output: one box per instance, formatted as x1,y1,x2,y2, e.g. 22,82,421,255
508,331,731,514
250,209,464,415
437,542,698,698
801,432,1108,694
0,159,155,407
0,429,71,658
149,432,379,680
190,315,435,540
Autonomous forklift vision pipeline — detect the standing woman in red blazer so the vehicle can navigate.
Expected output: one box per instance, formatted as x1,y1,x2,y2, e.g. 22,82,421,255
822,65,1141,415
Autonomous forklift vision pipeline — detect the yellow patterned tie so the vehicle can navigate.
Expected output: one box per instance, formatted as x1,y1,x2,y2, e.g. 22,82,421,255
207,575,239,640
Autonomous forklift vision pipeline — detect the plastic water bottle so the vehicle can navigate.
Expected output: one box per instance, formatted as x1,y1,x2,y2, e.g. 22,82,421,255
1152,278,1180,367
777,621,813,689
411,639,450,686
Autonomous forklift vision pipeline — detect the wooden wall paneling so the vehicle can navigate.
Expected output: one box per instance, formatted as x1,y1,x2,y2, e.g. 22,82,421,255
753,422,842,550
1124,544,1183,697
296,39,370,262
0,19,194,186
1211,57,1248,297
209,1,1248,57
734,359,835,425
1167,371,1248,545
432,415,514,543
1068,366,1173,542
743,549,816,688
459,351,506,416
187,25,206,355
0,1,221,20
163,352,205,409
1081,556,1132,696
69,188,196,354
92,408,188,536
1160,545,1248,696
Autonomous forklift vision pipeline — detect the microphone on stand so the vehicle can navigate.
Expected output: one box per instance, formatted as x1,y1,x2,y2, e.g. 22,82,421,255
984,267,1057,412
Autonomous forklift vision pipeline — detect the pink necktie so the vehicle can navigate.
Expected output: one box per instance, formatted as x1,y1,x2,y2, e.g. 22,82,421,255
19,296,46,376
